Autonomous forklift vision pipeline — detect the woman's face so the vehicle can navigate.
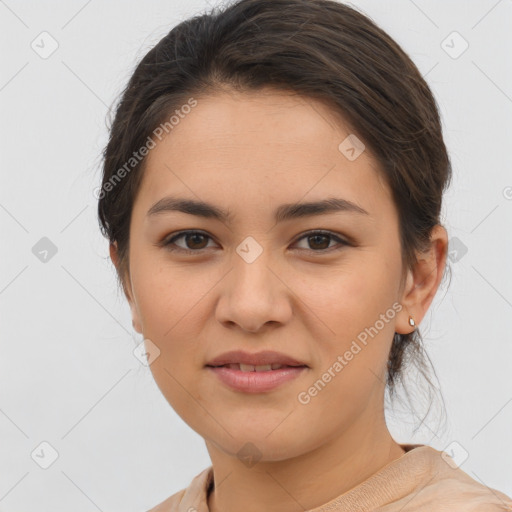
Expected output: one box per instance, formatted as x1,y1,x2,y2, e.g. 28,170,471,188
119,89,420,461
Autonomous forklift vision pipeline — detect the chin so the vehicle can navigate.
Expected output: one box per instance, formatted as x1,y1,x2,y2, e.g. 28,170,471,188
207,428,312,464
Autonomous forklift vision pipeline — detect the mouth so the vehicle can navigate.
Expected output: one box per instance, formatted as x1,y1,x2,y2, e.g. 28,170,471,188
206,363,307,372
204,350,309,392
205,363,308,393
205,349,309,369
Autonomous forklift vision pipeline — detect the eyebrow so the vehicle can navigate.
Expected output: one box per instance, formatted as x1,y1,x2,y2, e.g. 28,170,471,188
147,195,369,224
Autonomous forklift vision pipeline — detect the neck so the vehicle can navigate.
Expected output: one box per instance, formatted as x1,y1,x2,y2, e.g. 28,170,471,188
206,409,405,512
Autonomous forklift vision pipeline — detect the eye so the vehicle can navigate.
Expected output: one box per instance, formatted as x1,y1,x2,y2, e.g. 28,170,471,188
162,230,217,254
160,229,349,255
293,230,349,252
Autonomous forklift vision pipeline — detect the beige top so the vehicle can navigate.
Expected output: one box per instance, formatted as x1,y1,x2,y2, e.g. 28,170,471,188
147,443,512,511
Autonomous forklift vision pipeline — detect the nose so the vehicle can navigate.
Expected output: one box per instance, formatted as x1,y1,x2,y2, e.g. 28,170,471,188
215,249,293,333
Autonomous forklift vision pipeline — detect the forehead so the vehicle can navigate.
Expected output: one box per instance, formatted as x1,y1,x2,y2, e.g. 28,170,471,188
155,88,353,154
135,89,394,221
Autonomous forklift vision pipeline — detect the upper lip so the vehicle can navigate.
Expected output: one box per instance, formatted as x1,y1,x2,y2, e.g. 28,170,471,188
206,350,308,367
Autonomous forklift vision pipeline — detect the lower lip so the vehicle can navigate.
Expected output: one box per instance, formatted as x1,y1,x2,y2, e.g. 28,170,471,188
206,365,308,393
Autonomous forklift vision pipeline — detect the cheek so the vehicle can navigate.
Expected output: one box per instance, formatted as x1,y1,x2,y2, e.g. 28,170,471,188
128,253,209,381
132,250,199,325
132,266,209,425
297,254,399,392
295,254,397,335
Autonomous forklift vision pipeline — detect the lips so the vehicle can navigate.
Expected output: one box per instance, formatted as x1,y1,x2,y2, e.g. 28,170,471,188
207,363,308,393
205,349,308,369
217,363,299,372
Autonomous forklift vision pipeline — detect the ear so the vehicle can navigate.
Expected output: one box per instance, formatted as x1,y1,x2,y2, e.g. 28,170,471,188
109,242,143,334
396,224,448,334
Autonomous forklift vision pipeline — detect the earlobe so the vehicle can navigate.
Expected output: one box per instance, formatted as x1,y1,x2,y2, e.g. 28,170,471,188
396,270,418,335
109,242,119,269
131,311,143,334
109,242,143,335
124,277,143,334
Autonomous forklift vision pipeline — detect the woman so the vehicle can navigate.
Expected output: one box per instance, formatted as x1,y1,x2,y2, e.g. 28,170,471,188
97,0,512,510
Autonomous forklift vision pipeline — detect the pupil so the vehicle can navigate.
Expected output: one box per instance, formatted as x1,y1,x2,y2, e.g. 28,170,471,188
188,233,207,249
310,234,329,250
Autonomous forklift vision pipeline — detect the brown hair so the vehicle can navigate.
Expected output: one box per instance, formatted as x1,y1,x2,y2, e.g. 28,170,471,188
97,0,451,427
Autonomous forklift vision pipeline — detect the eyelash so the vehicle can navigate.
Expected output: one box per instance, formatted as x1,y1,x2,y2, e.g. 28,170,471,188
160,230,351,255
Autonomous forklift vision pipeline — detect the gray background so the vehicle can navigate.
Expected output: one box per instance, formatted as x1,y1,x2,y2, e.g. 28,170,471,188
1,0,511,510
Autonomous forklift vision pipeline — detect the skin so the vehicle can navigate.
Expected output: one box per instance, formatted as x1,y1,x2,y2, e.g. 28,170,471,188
110,88,448,512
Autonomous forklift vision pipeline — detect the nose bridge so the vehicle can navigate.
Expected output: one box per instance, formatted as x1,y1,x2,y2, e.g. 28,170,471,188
217,234,290,331
232,234,276,299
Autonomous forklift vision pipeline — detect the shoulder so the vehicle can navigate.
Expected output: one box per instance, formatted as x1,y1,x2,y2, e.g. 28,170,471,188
143,466,213,512
398,445,512,511
145,488,186,512
418,478,512,511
